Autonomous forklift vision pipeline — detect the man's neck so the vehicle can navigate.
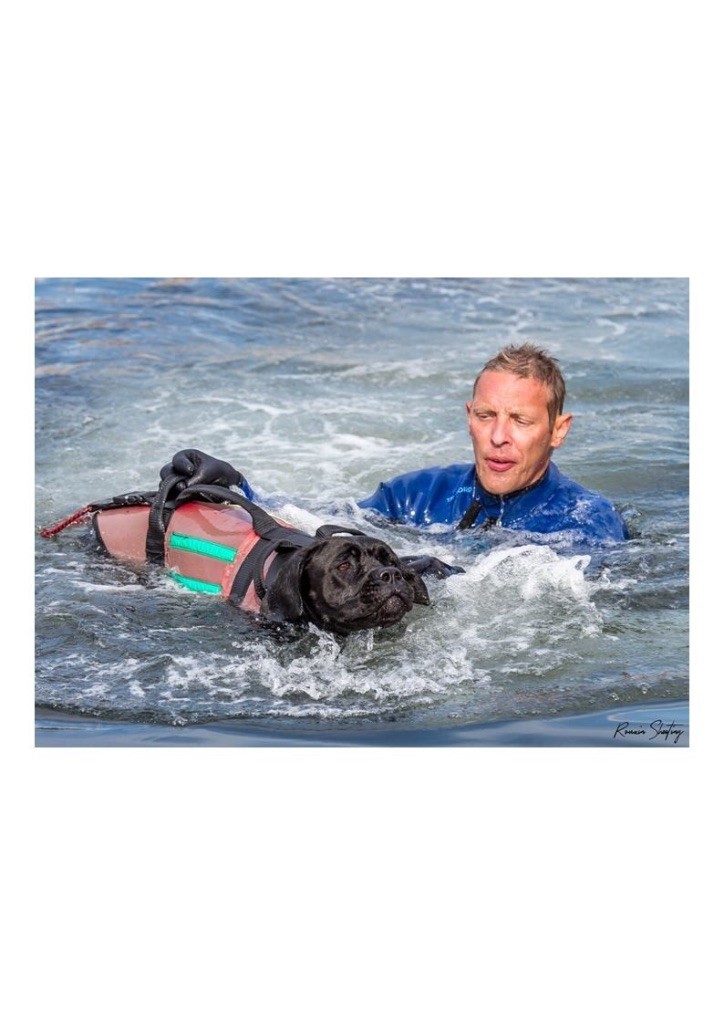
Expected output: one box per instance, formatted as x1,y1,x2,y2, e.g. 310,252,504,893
475,461,552,501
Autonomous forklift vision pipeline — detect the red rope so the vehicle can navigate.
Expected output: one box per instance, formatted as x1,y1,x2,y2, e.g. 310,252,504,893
39,504,95,538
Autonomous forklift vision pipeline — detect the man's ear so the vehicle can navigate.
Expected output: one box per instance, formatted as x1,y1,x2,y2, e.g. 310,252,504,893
261,548,309,622
551,412,573,449
400,564,430,606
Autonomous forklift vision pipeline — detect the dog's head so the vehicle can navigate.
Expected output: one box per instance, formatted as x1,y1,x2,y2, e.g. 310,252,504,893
261,535,430,634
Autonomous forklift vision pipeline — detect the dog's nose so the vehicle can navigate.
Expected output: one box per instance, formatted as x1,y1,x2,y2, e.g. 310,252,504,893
374,566,403,585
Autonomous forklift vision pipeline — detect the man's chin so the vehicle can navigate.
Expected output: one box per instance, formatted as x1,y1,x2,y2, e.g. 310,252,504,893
477,460,550,496
478,468,517,494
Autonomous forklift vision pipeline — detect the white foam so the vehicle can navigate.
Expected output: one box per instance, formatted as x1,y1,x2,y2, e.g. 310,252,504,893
446,544,592,599
74,581,146,593
275,504,326,533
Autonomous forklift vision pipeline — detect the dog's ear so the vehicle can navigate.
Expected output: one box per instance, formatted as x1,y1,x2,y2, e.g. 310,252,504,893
261,548,310,622
400,564,430,606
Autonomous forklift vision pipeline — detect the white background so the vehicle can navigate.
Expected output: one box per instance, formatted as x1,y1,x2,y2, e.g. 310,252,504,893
6,2,719,1021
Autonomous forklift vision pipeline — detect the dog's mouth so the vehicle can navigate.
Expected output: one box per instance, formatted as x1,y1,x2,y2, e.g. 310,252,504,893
375,591,413,623
326,591,413,634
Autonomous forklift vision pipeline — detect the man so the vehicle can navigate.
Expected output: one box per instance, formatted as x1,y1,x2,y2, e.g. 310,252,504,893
162,344,627,545
357,344,627,543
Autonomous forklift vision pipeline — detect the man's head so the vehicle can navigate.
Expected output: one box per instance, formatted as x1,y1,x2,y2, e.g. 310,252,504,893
466,343,573,496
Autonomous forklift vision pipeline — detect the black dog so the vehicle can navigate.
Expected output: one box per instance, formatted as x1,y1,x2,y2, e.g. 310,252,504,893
260,533,431,634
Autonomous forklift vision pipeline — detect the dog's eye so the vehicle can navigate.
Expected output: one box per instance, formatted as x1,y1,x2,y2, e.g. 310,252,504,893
337,561,351,573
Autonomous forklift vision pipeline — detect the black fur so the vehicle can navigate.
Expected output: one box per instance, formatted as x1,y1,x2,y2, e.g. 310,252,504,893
261,535,429,635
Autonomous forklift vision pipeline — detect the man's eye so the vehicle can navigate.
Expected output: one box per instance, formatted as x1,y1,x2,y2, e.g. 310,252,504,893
337,562,351,573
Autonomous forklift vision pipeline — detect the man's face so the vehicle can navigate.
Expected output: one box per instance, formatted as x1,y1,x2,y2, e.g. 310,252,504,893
466,371,573,495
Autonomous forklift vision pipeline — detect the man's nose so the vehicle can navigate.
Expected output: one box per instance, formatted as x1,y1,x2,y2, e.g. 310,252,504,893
490,416,510,446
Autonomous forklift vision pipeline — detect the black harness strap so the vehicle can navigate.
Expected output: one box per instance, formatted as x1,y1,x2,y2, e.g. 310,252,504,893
93,490,158,509
146,473,184,563
230,522,371,606
172,484,285,539
227,541,264,605
229,531,317,604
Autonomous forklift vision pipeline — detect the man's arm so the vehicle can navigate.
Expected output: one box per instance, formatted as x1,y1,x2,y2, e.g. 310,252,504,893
359,465,469,527
580,501,629,543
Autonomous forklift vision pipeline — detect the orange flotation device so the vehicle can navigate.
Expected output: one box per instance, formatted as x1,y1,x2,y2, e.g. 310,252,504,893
41,476,365,613
94,500,290,611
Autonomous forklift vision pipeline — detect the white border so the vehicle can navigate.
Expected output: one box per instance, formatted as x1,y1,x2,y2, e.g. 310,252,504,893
9,2,716,1020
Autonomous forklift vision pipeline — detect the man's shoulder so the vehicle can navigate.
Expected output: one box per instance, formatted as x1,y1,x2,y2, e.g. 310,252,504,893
549,464,615,507
389,462,475,487
360,463,475,498
543,464,628,540
382,463,478,508
358,463,475,524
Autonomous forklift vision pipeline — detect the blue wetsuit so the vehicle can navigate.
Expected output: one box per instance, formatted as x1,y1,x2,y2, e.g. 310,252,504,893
357,461,628,544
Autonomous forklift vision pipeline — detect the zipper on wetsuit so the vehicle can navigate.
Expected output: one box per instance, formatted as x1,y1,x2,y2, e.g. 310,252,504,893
457,494,502,530
457,471,548,531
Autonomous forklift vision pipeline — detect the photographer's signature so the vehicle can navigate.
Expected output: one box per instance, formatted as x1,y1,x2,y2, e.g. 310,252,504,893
612,719,687,744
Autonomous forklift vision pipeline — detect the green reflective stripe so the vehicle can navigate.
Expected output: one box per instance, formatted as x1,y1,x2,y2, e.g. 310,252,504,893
169,533,237,562
169,571,223,595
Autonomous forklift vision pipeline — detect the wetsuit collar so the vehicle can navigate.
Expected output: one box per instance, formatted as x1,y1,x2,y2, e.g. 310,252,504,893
474,462,553,505
457,463,556,530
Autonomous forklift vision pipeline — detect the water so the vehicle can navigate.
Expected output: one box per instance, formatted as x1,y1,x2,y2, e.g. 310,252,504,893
35,278,689,744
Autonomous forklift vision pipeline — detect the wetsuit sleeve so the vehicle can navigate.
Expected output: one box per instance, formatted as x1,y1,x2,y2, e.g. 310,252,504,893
358,467,457,525
358,479,404,520
593,505,629,543
240,477,256,501
572,500,629,544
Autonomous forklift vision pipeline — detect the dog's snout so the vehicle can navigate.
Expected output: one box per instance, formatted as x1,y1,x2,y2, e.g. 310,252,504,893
374,566,403,585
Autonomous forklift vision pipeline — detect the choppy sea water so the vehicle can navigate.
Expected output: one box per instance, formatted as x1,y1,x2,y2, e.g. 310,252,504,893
35,278,689,745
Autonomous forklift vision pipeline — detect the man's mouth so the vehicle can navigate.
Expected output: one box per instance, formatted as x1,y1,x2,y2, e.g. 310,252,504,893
485,457,516,473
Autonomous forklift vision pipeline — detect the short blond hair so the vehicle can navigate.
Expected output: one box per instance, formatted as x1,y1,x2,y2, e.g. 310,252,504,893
474,343,566,425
